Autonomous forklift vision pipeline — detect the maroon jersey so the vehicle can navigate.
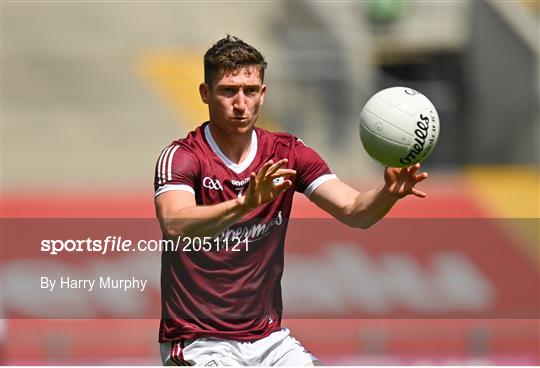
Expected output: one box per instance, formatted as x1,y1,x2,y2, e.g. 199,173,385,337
154,122,335,342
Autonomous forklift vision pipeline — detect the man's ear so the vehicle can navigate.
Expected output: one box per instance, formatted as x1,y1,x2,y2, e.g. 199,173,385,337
260,84,267,105
199,83,210,104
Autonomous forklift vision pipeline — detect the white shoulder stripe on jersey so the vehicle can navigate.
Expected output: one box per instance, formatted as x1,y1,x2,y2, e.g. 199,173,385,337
155,184,195,198
160,146,175,185
303,174,338,198
156,147,167,184
157,146,173,185
166,145,179,181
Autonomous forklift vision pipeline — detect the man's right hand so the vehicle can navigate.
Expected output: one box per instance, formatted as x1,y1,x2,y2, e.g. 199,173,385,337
240,158,296,210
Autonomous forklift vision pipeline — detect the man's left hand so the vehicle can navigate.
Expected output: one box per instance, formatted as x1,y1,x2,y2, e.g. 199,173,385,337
383,163,429,199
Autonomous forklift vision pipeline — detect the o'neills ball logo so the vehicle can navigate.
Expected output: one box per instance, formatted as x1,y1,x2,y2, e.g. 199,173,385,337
399,110,438,166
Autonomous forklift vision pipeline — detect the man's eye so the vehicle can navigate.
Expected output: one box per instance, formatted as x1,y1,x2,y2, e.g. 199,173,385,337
246,88,257,95
219,87,235,95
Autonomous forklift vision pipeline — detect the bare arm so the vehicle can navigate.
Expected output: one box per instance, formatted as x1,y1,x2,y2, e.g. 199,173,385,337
155,159,296,239
155,190,250,240
310,163,428,229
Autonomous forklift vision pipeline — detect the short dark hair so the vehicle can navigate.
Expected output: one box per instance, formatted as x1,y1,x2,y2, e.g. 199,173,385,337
204,35,268,86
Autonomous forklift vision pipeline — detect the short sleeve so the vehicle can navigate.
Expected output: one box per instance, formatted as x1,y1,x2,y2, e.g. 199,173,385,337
293,139,337,197
154,144,200,198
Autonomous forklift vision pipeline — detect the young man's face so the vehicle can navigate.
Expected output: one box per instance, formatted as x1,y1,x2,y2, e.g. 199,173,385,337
200,66,267,136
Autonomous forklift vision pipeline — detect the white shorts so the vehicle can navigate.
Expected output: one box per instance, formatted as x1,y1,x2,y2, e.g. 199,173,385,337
160,328,318,366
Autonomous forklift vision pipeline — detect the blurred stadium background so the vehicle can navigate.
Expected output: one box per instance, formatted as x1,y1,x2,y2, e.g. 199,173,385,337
1,0,539,365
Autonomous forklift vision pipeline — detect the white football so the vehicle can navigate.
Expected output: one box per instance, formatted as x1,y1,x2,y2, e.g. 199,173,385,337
359,87,440,168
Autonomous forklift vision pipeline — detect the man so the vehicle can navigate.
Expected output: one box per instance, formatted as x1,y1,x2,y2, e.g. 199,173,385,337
154,35,428,366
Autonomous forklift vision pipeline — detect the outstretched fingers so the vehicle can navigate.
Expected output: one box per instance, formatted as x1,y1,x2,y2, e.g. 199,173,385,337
412,187,427,198
405,164,428,184
414,171,429,184
409,165,428,197
273,178,293,193
271,168,296,179
243,159,295,209
265,158,289,177
256,160,274,181
408,163,421,175
246,171,257,193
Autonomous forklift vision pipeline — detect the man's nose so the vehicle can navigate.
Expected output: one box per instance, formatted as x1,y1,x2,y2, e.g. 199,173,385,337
233,90,247,112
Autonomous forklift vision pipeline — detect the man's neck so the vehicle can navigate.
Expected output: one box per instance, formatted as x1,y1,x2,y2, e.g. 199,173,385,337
208,123,253,164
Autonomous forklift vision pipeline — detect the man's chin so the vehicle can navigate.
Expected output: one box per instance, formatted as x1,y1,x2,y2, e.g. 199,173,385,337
230,121,255,133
